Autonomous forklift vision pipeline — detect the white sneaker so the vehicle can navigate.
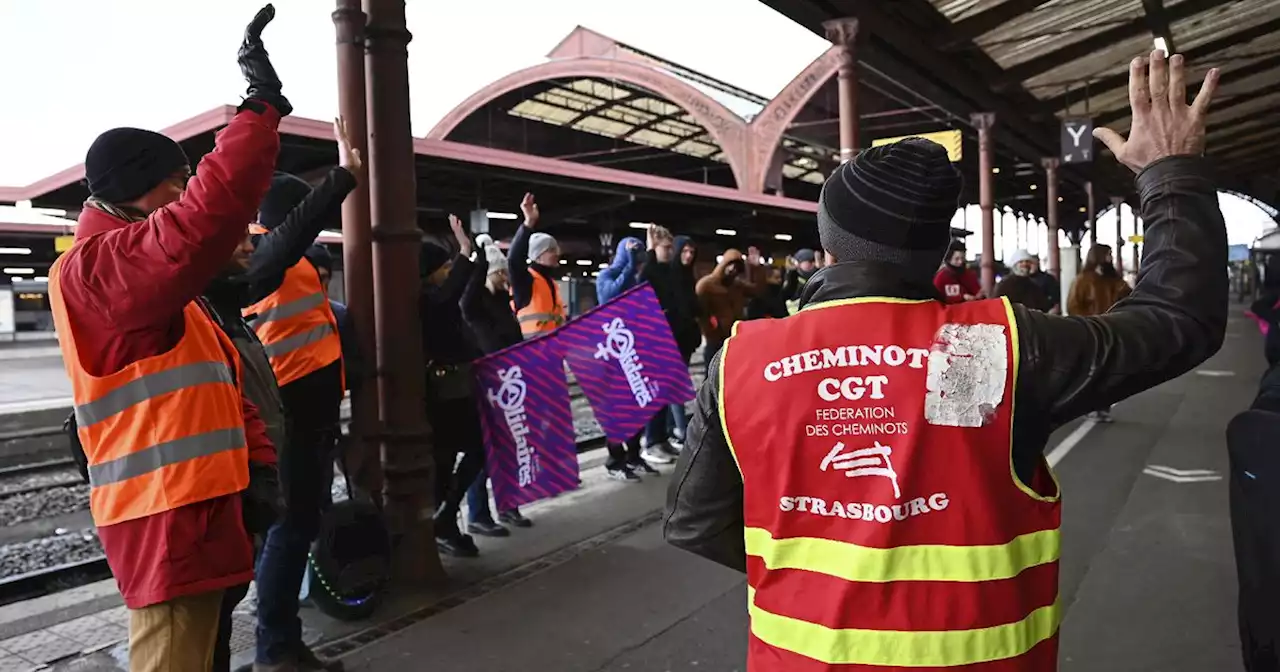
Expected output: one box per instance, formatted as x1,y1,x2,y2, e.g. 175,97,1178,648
641,447,675,464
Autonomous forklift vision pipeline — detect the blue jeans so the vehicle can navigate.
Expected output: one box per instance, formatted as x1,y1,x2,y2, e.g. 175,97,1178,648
256,365,340,664
643,403,689,447
466,465,494,524
669,403,688,440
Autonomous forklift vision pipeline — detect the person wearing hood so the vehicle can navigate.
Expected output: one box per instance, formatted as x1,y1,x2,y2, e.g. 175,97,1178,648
695,247,761,374
508,193,567,337
46,7,288,669
460,234,534,535
996,249,1052,312
242,120,359,672
663,235,702,447
933,240,981,303
781,248,819,314
420,216,488,557
639,225,689,459
665,54,1226,671
597,236,666,477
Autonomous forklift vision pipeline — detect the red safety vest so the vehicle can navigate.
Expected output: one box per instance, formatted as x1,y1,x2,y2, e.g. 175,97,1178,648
243,256,344,387
720,296,1062,671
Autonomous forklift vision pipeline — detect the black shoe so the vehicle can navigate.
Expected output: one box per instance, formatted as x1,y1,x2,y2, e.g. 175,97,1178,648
436,533,480,557
656,441,681,457
607,466,641,481
467,520,510,537
498,509,533,528
628,459,660,475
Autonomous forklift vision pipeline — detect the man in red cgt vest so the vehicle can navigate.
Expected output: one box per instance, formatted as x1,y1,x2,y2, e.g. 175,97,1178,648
665,52,1224,670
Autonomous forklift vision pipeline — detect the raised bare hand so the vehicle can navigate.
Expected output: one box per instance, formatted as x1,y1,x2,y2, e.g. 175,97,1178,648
449,214,473,258
520,193,539,229
1093,51,1219,174
333,117,362,172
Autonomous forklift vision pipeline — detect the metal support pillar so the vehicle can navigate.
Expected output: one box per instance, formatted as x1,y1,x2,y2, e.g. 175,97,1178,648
1042,158,1060,278
363,0,443,583
972,112,996,297
1086,181,1097,247
823,19,861,163
1111,195,1125,275
333,0,382,500
1133,217,1143,274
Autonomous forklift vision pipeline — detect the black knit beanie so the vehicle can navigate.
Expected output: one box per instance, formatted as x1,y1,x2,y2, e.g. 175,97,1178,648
420,242,452,278
84,128,190,204
305,244,333,272
817,137,963,282
258,172,313,229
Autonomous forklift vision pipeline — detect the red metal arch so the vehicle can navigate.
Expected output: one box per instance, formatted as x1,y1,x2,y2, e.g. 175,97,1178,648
425,57,750,189
745,46,842,194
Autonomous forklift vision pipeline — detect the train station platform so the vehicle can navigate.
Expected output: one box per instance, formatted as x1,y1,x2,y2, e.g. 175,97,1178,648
0,308,1261,671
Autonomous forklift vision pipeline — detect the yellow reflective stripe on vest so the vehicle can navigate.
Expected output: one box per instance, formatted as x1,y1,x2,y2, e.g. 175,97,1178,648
249,291,327,327
744,527,1059,583
748,587,1060,666
73,361,234,428
88,427,247,488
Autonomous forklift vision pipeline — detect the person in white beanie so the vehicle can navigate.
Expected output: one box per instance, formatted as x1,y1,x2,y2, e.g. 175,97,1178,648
507,193,567,337
460,234,533,532
996,249,1052,312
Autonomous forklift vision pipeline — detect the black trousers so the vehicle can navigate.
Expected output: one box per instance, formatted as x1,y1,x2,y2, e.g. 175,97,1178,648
1228,409,1280,671
427,396,486,537
605,432,643,471
213,582,252,672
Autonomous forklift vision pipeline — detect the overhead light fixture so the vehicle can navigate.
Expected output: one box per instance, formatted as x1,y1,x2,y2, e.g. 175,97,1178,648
774,233,793,241
3,268,34,274
487,212,519,220
8,277,21,283
34,276,48,282
0,247,32,255
591,271,600,277
1153,37,1169,57
628,222,652,230
575,260,592,266
992,167,1001,174
1057,196,1064,202
1029,184,1038,191
598,262,608,269
1078,207,1087,213
559,259,568,265
715,229,737,236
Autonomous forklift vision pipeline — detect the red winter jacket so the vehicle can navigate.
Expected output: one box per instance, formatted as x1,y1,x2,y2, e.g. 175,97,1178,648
55,103,281,608
933,265,982,304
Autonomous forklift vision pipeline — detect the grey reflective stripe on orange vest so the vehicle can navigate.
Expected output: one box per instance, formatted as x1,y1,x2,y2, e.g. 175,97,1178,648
261,323,335,359
518,313,564,326
249,292,327,328
87,427,247,488
74,361,236,428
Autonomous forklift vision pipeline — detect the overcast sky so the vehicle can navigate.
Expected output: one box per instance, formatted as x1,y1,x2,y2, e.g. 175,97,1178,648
0,0,1272,240
0,0,825,186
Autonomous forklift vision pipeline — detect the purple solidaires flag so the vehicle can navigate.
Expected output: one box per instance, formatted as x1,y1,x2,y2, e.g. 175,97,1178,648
558,283,695,442
473,335,578,511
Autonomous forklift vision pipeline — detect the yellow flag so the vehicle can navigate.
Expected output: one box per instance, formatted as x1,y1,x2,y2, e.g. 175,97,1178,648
871,129,963,162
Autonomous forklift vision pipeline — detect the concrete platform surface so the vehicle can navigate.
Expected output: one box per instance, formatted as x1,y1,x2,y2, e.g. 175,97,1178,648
0,312,1262,671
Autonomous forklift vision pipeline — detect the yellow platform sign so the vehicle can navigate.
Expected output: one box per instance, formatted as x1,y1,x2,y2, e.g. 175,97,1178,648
871,129,963,162
55,235,75,252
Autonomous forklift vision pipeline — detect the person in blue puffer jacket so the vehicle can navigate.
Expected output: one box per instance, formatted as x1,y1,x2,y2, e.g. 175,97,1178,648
594,237,666,480
596,237,645,304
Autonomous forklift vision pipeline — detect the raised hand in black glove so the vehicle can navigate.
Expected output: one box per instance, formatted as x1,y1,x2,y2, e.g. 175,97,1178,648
237,4,293,116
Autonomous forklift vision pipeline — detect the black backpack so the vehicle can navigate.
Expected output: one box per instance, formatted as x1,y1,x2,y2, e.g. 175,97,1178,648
63,412,91,484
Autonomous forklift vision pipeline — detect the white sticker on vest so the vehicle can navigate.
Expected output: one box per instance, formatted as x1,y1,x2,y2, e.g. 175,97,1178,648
924,323,1007,427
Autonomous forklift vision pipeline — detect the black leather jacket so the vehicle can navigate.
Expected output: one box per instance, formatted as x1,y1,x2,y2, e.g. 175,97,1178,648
664,156,1228,572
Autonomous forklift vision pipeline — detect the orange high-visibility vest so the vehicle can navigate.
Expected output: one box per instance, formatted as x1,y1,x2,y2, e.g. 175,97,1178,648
48,256,250,528
720,296,1061,671
516,269,566,338
243,255,343,387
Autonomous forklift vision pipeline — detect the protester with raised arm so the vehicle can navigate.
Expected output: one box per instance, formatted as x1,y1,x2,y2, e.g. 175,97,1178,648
507,193,567,338
47,6,289,669
667,52,1224,671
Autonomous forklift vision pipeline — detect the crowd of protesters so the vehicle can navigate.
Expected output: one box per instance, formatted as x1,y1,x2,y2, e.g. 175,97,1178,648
39,3,1243,669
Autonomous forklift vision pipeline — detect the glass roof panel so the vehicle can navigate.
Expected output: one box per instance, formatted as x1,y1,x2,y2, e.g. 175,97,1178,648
509,100,582,125
571,116,634,137
628,129,682,146
975,0,1144,69
928,0,1011,22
